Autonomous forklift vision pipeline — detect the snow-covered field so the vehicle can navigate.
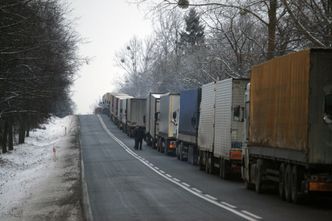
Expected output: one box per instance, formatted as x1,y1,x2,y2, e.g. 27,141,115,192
0,116,82,221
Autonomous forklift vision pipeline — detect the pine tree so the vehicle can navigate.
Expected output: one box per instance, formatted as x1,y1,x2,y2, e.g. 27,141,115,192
180,8,205,50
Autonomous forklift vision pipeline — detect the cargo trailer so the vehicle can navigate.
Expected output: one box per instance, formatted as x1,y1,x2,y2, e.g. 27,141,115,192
145,93,166,148
157,93,180,154
110,93,127,122
214,78,248,178
127,98,146,136
198,79,248,176
176,88,201,164
117,95,133,130
242,49,332,203
198,82,216,171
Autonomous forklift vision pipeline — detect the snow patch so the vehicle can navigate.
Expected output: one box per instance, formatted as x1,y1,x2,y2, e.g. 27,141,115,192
0,115,80,221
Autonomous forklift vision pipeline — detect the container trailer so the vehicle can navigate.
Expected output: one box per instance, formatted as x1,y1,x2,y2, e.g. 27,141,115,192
157,93,180,154
145,93,166,148
127,98,146,137
242,49,332,203
198,79,248,177
176,88,201,164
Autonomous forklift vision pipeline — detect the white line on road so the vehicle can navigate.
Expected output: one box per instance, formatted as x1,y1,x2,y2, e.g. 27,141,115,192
166,174,172,178
97,115,262,221
221,202,237,209
241,210,262,220
192,188,202,193
173,178,180,182
205,194,218,201
154,166,159,170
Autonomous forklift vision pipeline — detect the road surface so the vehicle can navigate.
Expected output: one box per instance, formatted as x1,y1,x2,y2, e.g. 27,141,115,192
79,114,332,221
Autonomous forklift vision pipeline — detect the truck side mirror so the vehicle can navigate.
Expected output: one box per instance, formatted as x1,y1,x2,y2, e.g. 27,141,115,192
172,111,177,120
154,112,159,121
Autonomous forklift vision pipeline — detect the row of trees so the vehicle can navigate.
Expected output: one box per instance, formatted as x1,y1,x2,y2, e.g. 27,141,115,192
117,0,331,96
0,0,80,153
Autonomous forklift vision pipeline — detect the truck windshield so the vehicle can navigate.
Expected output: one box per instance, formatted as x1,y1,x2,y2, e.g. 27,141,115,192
326,94,332,115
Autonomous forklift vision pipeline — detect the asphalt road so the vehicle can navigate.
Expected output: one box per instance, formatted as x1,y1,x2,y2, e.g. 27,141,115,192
80,114,332,221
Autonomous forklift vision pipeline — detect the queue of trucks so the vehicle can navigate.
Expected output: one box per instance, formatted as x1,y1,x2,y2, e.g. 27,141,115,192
100,49,332,203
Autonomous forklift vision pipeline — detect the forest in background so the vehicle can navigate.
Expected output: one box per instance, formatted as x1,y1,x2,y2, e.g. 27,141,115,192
117,0,332,96
0,0,81,153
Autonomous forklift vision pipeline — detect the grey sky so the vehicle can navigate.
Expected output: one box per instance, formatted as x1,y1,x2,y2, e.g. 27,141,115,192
68,0,152,114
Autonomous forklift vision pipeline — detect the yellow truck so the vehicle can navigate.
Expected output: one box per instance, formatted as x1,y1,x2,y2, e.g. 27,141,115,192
242,49,332,203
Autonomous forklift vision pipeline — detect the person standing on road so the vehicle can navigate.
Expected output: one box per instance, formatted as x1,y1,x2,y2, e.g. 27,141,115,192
137,126,145,150
133,125,139,150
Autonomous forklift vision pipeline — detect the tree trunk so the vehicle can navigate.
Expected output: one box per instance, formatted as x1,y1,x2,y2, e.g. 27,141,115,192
2,120,9,154
267,0,277,60
8,119,13,151
19,121,25,144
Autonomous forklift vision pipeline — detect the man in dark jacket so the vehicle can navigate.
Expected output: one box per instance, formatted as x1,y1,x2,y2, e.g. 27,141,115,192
134,126,145,150
133,126,139,150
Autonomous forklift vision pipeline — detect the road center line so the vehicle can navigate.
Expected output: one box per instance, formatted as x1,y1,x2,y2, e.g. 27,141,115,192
97,115,261,221
192,188,202,193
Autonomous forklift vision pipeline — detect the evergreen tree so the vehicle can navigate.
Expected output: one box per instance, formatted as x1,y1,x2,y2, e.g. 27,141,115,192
180,8,205,50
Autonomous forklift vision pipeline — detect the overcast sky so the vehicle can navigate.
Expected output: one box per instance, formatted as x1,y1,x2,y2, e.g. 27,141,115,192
67,0,153,114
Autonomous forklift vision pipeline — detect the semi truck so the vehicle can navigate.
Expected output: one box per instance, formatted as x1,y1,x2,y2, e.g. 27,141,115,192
157,93,180,154
127,98,146,137
118,95,133,130
198,78,248,177
110,93,127,123
176,88,201,164
242,49,332,203
145,93,165,148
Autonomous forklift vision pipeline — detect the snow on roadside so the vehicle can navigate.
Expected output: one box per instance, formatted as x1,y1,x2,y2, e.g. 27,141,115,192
0,115,80,220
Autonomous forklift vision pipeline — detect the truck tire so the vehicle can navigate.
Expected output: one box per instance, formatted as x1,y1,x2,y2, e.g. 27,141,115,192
205,153,210,174
176,143,180,160
179,142,184,161
279,164,285,200
198,151,204,171
291,165,301,203
255,159,263,193
220,158,228,179
284,164,292,202
163,140,168,155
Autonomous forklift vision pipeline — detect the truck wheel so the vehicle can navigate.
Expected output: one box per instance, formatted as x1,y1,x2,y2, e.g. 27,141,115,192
205,153,210,173
198,151,204,171
220,158,228,179
179,142,184,161
176,143,180,160
284,164,292,202
279,164,285,200
164,140,168,155
205,152,213,174
255,159,263,193
291,165,301,203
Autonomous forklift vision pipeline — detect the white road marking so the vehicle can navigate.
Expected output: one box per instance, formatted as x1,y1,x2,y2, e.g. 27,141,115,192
154,166,159,170
241,210,262,220
166,174,172,178
173,178,180,182
205,194,218,201
192,188,202,193
221,202,237,209
97,115,262,221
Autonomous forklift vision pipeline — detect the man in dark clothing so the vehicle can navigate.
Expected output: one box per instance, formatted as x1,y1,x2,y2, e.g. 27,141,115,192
133,126,139,150
137,127,145,150
133,126,145,150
